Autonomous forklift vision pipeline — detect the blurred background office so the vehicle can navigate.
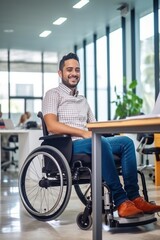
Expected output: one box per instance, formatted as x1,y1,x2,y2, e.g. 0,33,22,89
0,0,159,125
1,1,160,239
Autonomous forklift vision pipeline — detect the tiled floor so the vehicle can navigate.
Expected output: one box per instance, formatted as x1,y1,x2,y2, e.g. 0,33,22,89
1,169,160,240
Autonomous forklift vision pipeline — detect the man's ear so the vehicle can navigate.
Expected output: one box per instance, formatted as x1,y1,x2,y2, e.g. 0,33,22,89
58,70,62,78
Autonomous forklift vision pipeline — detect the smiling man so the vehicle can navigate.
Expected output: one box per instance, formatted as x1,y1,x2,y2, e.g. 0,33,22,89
42,52,160,218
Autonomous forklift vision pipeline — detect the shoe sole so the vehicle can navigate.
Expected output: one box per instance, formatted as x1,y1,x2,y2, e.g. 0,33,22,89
120,213,144,219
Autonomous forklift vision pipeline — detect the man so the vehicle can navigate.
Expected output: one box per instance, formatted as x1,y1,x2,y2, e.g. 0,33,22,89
42,52,160,218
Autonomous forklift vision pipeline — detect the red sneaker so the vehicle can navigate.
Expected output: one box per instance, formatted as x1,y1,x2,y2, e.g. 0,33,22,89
118,200,143,218
132,197,160,214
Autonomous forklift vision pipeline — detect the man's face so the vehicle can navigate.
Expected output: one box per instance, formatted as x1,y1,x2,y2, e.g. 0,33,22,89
58,59,80,89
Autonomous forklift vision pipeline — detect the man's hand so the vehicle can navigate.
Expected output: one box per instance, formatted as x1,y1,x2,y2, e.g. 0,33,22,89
82,130,92,139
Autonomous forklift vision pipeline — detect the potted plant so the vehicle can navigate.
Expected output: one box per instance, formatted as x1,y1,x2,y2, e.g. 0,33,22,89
112,79,143,119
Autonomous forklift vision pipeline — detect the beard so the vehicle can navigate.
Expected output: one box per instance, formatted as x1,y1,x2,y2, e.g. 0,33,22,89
62,77,79,89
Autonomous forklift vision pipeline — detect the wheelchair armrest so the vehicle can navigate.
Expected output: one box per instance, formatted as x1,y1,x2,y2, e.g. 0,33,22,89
39,134,71,141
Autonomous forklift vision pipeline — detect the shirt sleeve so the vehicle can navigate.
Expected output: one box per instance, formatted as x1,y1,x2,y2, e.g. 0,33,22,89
42,89,59,116
87,103,96,123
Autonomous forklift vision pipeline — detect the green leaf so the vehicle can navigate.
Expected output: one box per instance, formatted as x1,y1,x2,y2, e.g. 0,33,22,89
112,79,143,119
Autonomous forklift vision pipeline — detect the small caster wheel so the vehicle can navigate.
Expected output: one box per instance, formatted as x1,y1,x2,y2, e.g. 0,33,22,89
76,212,92,230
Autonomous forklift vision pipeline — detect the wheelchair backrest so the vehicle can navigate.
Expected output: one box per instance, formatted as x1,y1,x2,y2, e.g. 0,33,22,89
37,111,49,136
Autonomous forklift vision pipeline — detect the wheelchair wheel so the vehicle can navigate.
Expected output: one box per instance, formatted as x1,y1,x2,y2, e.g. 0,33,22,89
19,145,72,221
74,183,91,206
76,212,92,230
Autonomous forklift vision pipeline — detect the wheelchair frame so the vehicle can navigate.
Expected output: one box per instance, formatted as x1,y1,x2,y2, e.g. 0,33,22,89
18,112,157,230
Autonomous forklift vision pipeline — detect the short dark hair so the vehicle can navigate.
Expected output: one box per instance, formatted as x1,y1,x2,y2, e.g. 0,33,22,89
59,52,79,71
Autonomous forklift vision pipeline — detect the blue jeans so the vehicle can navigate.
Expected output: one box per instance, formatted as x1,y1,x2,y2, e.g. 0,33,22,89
73,136,140,207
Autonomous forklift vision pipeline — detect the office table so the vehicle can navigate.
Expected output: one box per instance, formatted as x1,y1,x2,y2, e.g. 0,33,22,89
0,129,42,181
87,117,160,240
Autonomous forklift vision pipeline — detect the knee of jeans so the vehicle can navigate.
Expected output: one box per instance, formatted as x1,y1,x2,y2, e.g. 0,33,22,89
101,137,112,150
122,136,134,147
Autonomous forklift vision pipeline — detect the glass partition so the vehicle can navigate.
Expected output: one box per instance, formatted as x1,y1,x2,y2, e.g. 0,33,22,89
139,12,154,114
96,36,108,121
110,28,123,119
86,42,95,115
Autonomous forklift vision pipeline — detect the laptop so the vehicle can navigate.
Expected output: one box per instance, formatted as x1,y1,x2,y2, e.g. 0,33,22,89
3,119,15,129
126,92,160,120
150,92,160,115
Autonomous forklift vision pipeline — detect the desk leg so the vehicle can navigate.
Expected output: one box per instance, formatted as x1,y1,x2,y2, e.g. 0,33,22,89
154,134,160,186
92,133,102,240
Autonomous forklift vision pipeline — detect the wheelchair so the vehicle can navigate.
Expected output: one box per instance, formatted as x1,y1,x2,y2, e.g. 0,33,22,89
18,112,157,230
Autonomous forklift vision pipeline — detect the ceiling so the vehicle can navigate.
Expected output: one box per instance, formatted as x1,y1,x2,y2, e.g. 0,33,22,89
0,0,152,55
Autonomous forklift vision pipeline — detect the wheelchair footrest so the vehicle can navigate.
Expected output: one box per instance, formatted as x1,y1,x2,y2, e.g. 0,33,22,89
107,213,157,228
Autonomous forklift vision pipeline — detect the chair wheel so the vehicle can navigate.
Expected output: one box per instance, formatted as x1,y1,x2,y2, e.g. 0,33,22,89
76,212,92,230
153,176,155,182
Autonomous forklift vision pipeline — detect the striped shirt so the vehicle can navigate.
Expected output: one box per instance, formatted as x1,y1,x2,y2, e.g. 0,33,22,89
42,83,96,140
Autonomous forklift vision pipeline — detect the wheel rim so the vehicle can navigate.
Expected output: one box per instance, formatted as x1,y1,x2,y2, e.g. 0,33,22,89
19,146,72,220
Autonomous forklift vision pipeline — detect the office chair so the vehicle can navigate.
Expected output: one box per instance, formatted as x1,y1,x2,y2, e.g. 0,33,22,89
137,133,160,182
25,121,38,129
1,134,19,171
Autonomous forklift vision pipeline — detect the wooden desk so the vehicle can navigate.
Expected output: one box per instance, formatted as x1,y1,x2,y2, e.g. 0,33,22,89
87,117,160,240
0,129,42,181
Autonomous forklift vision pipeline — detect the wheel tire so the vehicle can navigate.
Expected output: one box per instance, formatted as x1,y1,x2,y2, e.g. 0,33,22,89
19,145,72,221
76,212,92,230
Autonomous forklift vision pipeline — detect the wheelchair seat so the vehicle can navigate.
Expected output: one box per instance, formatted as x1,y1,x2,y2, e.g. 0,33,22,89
18,111,157,230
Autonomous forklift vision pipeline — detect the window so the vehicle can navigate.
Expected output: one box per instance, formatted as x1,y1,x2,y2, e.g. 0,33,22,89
10,72,42,97
86,42,95,114
77,48,85,95
43,52,59,94
0,49,58,123
139,12,155,114
110,28,123,119
0,49,9,118
96,36,108,120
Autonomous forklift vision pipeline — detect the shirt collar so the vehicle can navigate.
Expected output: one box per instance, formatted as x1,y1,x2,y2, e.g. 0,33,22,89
59,83,79,97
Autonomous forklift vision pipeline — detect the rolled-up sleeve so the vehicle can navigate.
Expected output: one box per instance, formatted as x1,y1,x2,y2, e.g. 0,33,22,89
42,89,59,116
87,104,96,123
